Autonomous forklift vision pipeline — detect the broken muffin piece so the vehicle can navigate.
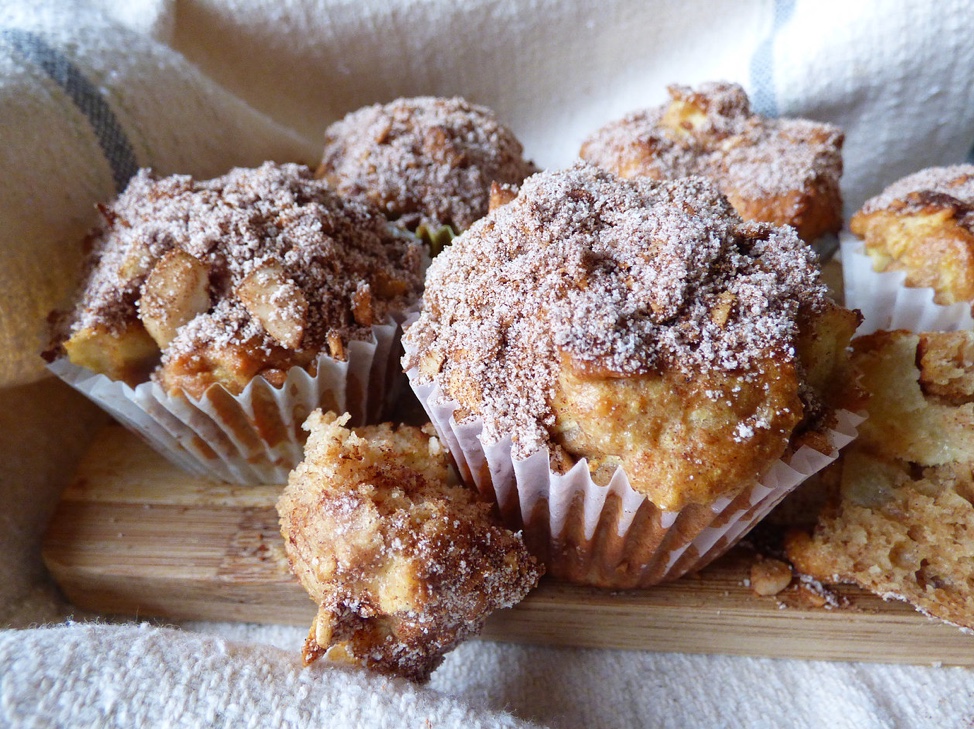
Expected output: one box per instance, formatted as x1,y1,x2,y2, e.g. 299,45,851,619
277,410,543,682
786,330,974,630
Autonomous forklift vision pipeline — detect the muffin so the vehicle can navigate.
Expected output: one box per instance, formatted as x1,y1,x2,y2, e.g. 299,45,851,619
278,410,542,682
580,81,844,247
842,165,974,333
787,329,974,630
46,162,425,483
403,162,862,588
318,96,538,246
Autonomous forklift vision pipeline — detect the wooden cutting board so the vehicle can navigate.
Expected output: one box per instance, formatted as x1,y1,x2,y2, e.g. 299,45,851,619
42,425,972,666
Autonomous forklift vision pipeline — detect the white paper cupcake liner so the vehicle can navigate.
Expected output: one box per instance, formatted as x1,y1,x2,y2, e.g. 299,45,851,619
840,231,974,335
49,318,404,484
406,363,861,588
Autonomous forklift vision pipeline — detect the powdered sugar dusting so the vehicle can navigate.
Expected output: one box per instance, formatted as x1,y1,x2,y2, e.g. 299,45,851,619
721,118,841,201
318,96,538,232
403,162,829,458
64,162,424,367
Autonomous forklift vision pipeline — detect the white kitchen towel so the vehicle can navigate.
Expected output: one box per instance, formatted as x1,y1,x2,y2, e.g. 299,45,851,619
0,623,541,729
3,621,974,729
93,0,974,209
5,1,974,728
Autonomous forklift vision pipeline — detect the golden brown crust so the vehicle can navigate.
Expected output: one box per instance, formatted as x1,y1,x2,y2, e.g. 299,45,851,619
156,337,318,400
550,354,802,511
277,411,542,682
549,300,860,512
59,320,159,387
786,330,974,630
580,82,844,243
850,165,974,308
917,330,974,401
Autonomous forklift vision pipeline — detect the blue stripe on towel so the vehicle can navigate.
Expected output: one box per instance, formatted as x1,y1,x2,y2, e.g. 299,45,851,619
1,28,138,193
749,0,796,117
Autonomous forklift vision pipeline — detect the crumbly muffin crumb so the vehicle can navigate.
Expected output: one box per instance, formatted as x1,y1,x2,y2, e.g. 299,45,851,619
277,410,542,682
786,330,974,631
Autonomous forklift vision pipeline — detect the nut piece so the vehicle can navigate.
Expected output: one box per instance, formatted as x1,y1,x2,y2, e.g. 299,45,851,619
63,321,160,386
488,181,519,211
660,96,709,137
326,331,345,360
750,558,794,597
236,261,308,349
138,250,211,348
710,291,736,329
117,239,155,281
351,281,373,327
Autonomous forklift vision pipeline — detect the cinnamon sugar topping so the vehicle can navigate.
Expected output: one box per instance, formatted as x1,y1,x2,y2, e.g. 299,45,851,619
582,82,842,201
63,162,424,371
858,164,974,228
277,411,542,681
318,96,538,232
403,163,829,457
580,82,844,242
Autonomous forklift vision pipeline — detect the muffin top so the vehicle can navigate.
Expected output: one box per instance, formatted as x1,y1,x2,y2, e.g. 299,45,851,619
53,162,425,394
318,96,538,233
403,163,855,508
580,82,844,242
856,164,974,225
851,164,974,308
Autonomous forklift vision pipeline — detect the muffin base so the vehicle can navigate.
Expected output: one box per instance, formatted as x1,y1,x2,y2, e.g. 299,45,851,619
408,370,861,588
840,232,974,334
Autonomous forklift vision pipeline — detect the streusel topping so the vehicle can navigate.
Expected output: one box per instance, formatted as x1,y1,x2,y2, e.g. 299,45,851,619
581,82,843,209
62,162,424,366
318,96,538,232
579,82,844,243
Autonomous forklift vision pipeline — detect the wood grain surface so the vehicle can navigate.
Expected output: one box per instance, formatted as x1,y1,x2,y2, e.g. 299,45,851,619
42,425,972,666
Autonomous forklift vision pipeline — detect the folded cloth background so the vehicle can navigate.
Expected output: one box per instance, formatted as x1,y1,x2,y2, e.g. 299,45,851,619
2,0,974,727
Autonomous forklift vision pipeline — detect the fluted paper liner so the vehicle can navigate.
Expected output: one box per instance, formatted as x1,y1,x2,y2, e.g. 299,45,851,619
841,232,974,335
49,318,403,484
407,366,861,588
